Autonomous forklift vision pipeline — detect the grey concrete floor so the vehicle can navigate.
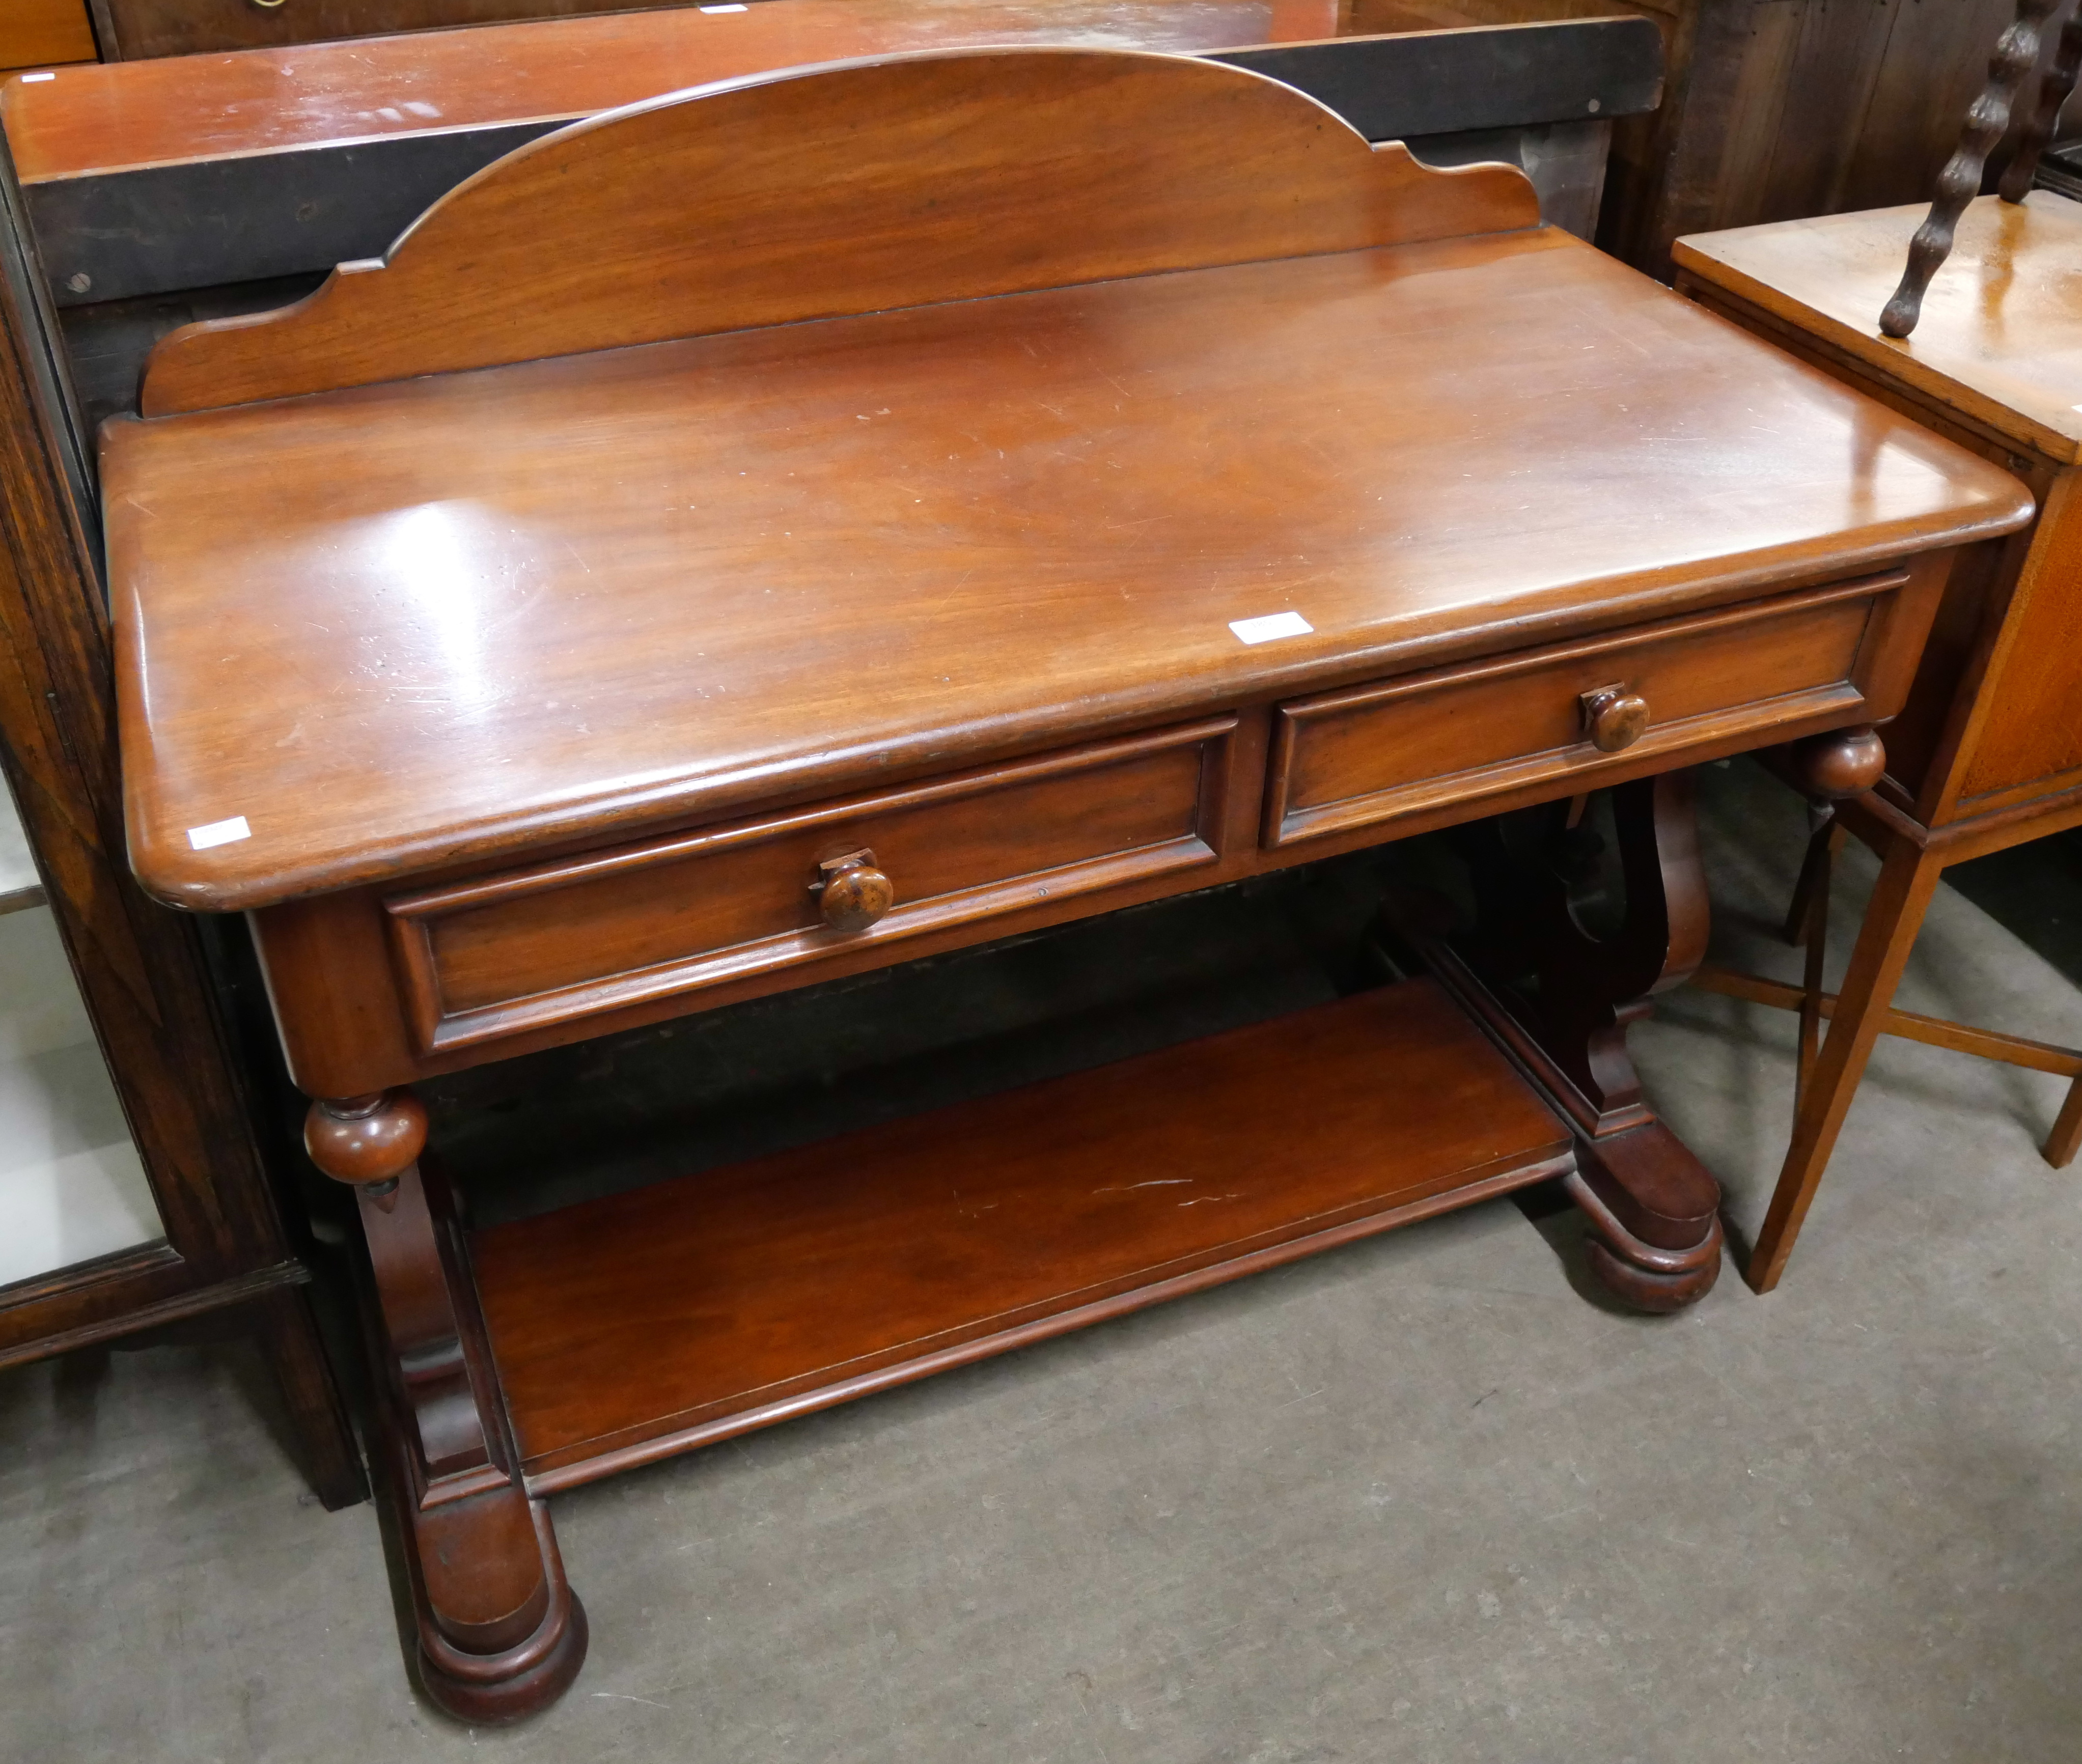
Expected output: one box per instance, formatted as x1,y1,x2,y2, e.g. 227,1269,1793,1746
6,760,2082,1762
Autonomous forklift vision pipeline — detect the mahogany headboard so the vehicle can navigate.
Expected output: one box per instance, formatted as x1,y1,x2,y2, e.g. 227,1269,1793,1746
138,47,1541,417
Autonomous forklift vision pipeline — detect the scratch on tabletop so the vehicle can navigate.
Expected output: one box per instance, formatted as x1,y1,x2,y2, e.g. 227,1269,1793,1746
591,1692,671,1710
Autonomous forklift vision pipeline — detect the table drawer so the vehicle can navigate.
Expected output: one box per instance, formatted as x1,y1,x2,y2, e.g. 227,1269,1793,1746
1264,571,1905,849
384,718,1234,1053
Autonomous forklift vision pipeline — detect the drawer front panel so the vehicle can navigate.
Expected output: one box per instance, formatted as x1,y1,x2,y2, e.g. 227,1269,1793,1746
1266,575,1898,849
387,718,1233,1052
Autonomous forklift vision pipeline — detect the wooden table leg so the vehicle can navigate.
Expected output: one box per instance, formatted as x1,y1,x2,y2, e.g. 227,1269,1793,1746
1747,835,1946,1292
2044,1078,2082,1169
306,1091,587,1721
1765,725,1881,1114
1429,769,1725,1312
1788,818,1845,1111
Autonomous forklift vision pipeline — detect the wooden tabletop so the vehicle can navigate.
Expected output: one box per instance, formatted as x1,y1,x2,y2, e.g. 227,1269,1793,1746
108,227,2032,912
1674,192,2082,464
3,0,1474,181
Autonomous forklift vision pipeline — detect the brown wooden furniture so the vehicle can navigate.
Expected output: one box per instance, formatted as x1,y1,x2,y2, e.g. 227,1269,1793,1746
1676,190,2082,1291
109,47,2029,1718
3,1,1657,311
0,122,360,1505
41,0,2058,296
1,1,96,72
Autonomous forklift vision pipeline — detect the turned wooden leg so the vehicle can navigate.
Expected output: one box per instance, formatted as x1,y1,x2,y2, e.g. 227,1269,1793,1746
1779,810,1833,946
1747,837,1946,1293
1428,770,1724,1312
1880,1,2060,338
307,1091,587,1721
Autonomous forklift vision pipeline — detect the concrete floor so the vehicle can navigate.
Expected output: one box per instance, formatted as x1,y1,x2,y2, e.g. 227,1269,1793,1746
5,760,2082,1762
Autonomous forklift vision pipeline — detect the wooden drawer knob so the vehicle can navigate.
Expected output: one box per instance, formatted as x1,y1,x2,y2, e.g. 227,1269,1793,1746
1580,685,1649,753
815,848,894,932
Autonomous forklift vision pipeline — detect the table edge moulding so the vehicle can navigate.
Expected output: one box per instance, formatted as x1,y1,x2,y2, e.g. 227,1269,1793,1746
106,47,2034,1720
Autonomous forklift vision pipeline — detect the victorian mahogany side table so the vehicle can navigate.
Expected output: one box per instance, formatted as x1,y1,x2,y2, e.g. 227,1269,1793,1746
1677,190,2082,1292
107,49,2028,1716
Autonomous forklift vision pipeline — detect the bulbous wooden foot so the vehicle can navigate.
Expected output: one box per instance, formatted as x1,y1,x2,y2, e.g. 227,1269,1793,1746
410,1497,590,1724
423,1595,590,1724
1564,1123,1722,1313
1583,1233,1720,1312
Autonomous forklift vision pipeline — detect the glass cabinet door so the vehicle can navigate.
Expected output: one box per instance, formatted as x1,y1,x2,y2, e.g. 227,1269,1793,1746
0,780,161,1287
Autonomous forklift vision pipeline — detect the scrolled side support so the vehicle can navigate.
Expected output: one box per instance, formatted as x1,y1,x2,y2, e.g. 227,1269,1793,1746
307,1090,587,1721
1422,771,1724,1312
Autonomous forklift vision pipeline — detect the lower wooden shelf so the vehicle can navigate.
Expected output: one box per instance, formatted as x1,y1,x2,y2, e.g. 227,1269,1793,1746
470,976,1574,1492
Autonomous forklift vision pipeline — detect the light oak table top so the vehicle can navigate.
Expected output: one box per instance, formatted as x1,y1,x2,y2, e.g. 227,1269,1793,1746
1675,191,2082,464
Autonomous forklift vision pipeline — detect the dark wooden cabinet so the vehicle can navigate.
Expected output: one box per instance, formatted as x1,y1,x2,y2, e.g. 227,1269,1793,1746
0,139,363,1509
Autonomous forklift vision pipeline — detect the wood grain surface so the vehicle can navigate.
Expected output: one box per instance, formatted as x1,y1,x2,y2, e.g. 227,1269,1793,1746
0,0,1405,177
1956,469,2082,803
0,0,95,72
84,0,1465,62
134,49,1540,415
470,978,1572,1481
1679,198,2082,818
1675,192,2082,463
8,8,1657,311
108,229,2030,913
